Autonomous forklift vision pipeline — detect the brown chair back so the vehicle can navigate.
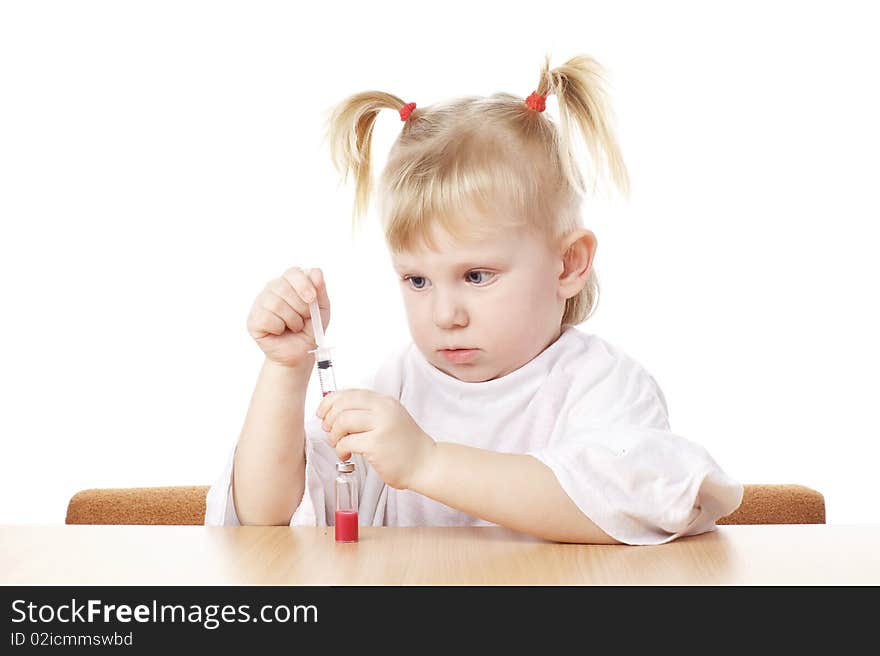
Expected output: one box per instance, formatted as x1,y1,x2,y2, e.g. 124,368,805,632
65,483,825,526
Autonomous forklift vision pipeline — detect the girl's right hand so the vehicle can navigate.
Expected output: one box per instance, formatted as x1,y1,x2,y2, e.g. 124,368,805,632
246,266,331,369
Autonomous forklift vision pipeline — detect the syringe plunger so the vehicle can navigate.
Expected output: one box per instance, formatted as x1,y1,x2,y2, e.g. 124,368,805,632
306,298,333,362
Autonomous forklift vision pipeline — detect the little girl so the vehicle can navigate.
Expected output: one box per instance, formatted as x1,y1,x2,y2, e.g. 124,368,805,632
205,53,743,545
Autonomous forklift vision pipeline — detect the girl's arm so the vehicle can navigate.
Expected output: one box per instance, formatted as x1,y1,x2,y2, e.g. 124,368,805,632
410,442,622,544
232,357,312,525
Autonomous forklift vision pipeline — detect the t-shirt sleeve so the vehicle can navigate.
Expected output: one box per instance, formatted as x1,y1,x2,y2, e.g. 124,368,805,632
204,440,242,526
527,361,743,545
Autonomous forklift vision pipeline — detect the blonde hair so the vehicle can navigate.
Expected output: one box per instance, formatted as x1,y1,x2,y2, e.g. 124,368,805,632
325,53,629,325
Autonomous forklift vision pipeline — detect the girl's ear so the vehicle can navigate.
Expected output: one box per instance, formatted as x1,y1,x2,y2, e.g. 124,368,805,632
558,230,597,300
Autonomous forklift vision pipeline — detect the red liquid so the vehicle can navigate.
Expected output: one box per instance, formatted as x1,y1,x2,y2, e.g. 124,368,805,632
335,510,358,542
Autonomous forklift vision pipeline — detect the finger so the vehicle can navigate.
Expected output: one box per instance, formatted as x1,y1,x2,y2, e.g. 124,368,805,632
247,306,286,337
317,389,374,422
308,267,330,310
326,409,373,447
281,266,319,306
261,290,304,333
315,390,336,420
268,275,309,318
336,433,369,461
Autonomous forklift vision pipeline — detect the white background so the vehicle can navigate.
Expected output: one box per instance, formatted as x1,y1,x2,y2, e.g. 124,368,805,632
1,1,877,525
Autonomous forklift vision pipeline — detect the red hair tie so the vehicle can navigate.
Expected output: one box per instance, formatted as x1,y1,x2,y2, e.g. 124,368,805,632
399,102,416,121
525,92,546,112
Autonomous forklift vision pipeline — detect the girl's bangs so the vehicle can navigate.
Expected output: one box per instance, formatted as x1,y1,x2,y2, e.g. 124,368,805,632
381,149,541,253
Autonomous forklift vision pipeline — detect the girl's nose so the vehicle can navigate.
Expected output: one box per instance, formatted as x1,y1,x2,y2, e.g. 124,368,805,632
432,293,469,328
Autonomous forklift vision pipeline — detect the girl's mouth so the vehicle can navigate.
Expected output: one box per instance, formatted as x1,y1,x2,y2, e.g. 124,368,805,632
439,349,478,364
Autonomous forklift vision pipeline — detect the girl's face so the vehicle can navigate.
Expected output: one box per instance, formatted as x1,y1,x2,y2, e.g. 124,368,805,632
391,222,585,382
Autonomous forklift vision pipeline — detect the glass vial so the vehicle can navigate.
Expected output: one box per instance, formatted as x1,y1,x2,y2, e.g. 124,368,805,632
334,461,359,543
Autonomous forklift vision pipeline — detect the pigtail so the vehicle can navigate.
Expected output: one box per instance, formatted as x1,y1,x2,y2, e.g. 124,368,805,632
324,91,408,233
536,53,630,198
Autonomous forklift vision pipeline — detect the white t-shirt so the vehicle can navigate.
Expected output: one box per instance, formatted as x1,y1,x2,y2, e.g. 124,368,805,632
205,324,743,545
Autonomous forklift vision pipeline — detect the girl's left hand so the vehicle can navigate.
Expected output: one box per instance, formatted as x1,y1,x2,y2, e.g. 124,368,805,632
316,389,435,490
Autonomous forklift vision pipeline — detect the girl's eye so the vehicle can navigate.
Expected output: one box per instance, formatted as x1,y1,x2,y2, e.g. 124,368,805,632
402,270,495,290
466,270,495,285
404,275,428,290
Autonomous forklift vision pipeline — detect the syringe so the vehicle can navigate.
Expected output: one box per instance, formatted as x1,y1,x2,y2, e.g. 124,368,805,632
307,298,336,399
307,297,349,465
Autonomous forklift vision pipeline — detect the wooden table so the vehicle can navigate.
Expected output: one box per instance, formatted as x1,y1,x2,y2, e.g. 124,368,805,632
2,524,878,585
